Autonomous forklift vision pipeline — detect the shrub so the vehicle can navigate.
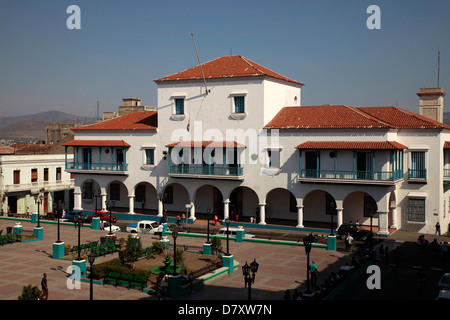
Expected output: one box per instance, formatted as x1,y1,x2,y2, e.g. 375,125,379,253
211,237,223,256
124,235,142,262
18,284,42,300
151,241,166,253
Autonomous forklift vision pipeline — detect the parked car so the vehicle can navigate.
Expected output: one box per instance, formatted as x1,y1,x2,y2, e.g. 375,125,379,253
65,210,88,222
126,220,160,234
87,211,118,223
216,227,255,238
102,221,121,233
438,273,450,290
437,290,450,300
337,224,371,241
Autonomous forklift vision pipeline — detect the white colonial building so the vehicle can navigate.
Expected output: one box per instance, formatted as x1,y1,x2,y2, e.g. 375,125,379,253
64,56,449,235
0,153,74,215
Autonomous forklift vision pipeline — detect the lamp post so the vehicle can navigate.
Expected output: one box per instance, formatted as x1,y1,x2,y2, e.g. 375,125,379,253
88,252,96,300
35,194,43,228
107,200,115,235
225,218,230,256
206,208,211,243
55,207,62,243
172,228,179,275
329,200,336,235
242,259,259,300
303,233,316,294
93,189,100,214
73,212,85,261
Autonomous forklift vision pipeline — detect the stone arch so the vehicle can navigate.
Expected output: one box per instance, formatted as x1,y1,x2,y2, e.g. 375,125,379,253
303,189,337,224
343,191,378,226
193,184,224,219
265,188,298,222
133,181,158,213
228,186,259,221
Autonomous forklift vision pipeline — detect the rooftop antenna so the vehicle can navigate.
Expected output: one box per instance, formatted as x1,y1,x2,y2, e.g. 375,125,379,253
191,32,210,95
438,47,441,87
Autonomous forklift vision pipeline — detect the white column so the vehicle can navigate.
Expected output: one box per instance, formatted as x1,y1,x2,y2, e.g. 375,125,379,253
189,201,196,221
158,198,163,217
377,211,390,235
101,193,107,211
296,205,304,228
128,195,135,214
223,199,230,220
336,208,343,229
259,203,266,225
390,206,398,229
74,191,82,210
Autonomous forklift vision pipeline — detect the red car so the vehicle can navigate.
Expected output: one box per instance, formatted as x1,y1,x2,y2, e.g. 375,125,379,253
87,211,118,223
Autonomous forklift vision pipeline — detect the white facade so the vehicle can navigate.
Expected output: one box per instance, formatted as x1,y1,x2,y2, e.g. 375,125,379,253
66,56,449,236
0,154,74,215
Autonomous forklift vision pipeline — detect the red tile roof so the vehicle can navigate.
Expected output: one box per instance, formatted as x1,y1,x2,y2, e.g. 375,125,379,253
154,56,304,86
296,141,408,150
166,141,246,148
264,105,390,129
264,105,450,130
72,111,157,131
62,140,131,147
358,107,450,129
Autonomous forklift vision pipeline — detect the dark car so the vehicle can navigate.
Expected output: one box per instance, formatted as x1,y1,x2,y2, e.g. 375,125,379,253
337,224,371,241
65,210,88,223
87,211,118,223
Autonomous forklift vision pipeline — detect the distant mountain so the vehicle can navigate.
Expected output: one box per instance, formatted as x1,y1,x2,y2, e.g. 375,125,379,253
0,110,95,130
0,111,95,140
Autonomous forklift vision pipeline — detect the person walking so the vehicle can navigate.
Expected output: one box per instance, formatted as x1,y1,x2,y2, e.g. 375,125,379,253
346,233,354,252
310,259,320,288
39,273,48,300
435,222,441,236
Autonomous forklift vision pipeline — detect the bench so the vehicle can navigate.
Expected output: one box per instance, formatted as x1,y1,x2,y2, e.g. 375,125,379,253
0,233,21,245
103,272,148,291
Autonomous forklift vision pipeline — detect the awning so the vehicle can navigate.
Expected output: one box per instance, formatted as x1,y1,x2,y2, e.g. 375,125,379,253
62,140,131,147
296,141,407,150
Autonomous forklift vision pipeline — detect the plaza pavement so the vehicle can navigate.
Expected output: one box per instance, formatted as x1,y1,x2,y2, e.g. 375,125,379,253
1,216,449,301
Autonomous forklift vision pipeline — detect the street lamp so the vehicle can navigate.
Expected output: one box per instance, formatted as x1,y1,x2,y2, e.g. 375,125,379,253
35,194,43,228
172,228,179,275
107,200,115,235
206,208,211,243
225,218,231,256
55,207,62,243
242,259,259,300
73,212,85,261
88,252,96,300
93,189,101,214
329,200,336,235
303,233,316,294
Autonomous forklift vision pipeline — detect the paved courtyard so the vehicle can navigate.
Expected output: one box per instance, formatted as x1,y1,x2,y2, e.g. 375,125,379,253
0,217,353,301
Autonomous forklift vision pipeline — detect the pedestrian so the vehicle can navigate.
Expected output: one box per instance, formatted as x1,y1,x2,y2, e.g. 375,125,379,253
182,212,186,226
177,214,181,226
214,215,218,226
26,207,30,218
158,223,164,240
160,275,169,299
100,220,104,230
346,233,354,252
39,273,48,300
435,222,441,236
310,259,319,288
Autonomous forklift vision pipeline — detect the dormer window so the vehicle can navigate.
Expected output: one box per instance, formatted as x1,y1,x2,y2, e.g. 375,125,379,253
230,91,247,120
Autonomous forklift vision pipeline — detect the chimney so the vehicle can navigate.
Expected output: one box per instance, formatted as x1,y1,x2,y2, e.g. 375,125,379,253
417,87,446,123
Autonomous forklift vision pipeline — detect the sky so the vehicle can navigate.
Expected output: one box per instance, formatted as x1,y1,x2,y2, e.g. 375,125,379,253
0,0,449,118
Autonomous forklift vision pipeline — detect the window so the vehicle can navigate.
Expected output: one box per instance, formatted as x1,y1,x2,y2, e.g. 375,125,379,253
43,168,49,182
145,149,155,165
234,96,245,113
31,169,38,183
267,149,280,168
82,182,93,199
408,198,425,222
164,186,174,204
13,170,20,185
175,98,184,115
135,184,146,203
56,167,61,181
110,183,120,201
410,151,426,179
325,193,337,215
363,193,378,217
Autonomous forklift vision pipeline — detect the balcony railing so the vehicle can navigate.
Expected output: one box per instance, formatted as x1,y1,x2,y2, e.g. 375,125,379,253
66,162,128,172
169,164,243,178
299,169,403,182
408,169,427,180
4,180,75,193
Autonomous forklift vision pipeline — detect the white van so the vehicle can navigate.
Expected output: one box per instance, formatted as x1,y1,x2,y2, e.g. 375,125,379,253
216,227,255,238
126,220,160,234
